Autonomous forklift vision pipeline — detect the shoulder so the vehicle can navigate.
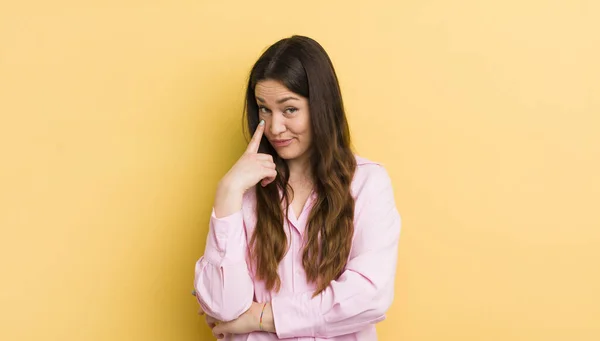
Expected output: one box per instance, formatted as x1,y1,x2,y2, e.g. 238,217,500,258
352,155,393,196
351,155,401,243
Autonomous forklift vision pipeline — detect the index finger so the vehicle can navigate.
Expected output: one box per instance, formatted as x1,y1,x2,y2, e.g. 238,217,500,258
245,120,265,154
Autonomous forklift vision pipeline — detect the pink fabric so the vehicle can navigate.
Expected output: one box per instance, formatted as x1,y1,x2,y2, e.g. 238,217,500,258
194,156,401,341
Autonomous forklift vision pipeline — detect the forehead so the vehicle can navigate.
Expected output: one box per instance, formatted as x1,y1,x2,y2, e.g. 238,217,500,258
255,80,297,99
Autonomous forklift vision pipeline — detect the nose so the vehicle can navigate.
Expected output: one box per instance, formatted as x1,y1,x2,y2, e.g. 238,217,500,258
269,112,286,136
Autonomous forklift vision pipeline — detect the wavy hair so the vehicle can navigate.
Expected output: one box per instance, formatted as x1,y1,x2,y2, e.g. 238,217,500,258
243,35,356,296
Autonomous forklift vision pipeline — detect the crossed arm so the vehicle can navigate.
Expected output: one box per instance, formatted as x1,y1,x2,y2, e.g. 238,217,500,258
194,166,401,339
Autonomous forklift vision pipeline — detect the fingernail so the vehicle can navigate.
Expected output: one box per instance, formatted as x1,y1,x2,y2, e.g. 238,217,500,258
259,120,265,126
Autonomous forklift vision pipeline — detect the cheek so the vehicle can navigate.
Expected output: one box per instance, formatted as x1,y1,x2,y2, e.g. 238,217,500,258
300,120,312,142
260,116,273,136
294,126,311,151
291,115,311,135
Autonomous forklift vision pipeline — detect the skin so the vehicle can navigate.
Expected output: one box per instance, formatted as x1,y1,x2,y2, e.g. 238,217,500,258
255,79,312,181
202,80,314,338
198,302,274,339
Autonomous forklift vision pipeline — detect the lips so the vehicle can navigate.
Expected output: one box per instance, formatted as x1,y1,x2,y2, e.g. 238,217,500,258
271,139,293,147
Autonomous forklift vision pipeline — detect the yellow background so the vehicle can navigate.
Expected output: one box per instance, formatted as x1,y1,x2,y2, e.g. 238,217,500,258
1,1,598,340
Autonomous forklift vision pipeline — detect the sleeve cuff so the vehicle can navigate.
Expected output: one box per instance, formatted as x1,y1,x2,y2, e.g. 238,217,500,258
203,208,246,265
271,292,326,338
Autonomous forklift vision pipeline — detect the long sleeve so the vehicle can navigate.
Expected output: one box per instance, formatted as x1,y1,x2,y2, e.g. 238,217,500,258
193,208,254,322
270,165,401,339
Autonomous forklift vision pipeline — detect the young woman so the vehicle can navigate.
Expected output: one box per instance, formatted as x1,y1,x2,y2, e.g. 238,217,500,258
193,35,401,341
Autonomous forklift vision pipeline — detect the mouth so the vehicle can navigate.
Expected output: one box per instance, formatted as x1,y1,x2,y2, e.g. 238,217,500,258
271,139,293,147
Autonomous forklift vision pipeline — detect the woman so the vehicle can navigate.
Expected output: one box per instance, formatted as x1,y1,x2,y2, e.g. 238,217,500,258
193,35,401,341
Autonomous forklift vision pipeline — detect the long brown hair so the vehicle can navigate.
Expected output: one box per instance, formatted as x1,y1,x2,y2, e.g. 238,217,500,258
243,36,356,296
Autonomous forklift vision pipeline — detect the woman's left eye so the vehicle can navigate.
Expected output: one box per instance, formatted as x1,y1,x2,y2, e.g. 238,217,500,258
284,107,298,114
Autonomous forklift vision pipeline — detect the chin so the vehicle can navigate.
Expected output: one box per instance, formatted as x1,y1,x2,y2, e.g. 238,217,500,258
275,150,298,160
275,148,310,162
272,146,297,159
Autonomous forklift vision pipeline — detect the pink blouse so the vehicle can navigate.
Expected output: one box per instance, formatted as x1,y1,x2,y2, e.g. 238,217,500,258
194,156,401,341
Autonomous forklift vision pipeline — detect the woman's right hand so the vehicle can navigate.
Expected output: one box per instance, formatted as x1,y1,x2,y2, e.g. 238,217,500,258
221,120,277,192
214,120,277,218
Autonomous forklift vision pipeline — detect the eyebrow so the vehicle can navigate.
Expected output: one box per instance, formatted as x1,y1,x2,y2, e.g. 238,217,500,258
256,96,300,104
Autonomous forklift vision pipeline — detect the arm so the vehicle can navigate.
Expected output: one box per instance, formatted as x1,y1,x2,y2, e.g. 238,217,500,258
268,166,401,338
194,120,275,323
193,186,255,322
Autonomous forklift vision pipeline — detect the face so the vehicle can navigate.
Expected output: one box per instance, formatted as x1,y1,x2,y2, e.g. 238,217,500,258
255,79,312,162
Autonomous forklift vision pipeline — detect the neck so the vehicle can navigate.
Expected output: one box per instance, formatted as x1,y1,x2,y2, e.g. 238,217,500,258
286,155,312,183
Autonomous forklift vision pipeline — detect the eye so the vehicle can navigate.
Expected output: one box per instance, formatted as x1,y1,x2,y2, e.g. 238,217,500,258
258,106,271,114
284,107,298,114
